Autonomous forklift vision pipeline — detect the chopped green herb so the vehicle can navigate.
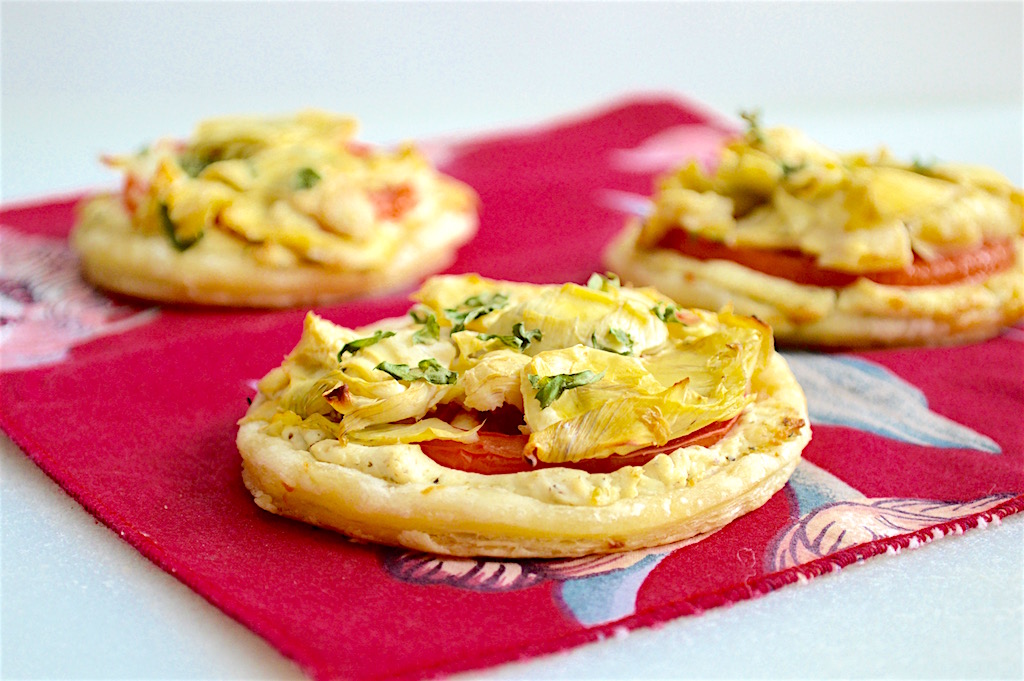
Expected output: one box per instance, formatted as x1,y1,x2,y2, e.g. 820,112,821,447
294,166,321,190
337,330,396,360
158,202,203,251
409,310,440,344
740,109,765,144
528,370,604,409
477,322,542,351
444,292,509,333
910,157,936,175
591,328,634,356
652,303,681,323
375,358,457,385
586,272,621,291
780,161,805,177
179,153,214,178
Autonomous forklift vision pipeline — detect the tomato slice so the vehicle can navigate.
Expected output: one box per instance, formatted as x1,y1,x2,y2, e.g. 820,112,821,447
418,415,740,476
656,230,1016,288
419,433,532,475
369,183,416,220
122,174,148,214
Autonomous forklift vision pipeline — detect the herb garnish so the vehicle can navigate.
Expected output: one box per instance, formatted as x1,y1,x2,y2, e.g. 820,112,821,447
337,330,396,360
444,292,509,333
375,358,457,385
910,157,936,176
586,272,621,291
528,370,604,409
652,303,681,323
179,153,214,178
410,310,440,344
780,161,805,177
294,167,321,190
158,202,203,251
740,109,765,145
591,328,634,356
477,323,542,351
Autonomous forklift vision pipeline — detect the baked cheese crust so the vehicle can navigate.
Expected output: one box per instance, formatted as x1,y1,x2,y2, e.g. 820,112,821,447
71,110,478,307
605,116,1024,347
237,274,810,558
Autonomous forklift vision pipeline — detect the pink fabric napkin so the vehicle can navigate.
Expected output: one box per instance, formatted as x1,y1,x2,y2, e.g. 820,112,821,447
1,95,1021,680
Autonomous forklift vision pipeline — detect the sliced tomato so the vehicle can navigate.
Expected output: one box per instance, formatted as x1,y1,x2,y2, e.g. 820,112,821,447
657,230,1016,288
419,432,532,475
369,183,416,220
418,414,740,476
558,415,741,474
346,141,373,157
122,173,149,214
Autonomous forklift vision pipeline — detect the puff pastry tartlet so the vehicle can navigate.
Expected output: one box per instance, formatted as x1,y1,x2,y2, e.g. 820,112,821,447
605,115,1024,347
237,274,810,558
71,110,477,307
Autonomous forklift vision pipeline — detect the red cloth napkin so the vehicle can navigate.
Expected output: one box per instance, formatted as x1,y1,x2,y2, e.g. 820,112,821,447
1,95,1022,681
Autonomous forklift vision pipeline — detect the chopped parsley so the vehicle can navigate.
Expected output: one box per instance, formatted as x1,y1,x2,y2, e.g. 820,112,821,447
375,358,457,385
528,370,604,409
591,328,634,356
409,310,440,344
158,202,203,251
178,153,214,178
780,161,805,177
444,292,509,333
910,157,936,175
293,166,321,190
337,330,396,360
740,109,765,145
586,272,621,291
477,322,542,351
652,303,681,323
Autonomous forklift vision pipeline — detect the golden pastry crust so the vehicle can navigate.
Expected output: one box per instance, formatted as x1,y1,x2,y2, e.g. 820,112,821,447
604,117,1024,347
70,110,478,308
236,275,810,558
72,195,476,308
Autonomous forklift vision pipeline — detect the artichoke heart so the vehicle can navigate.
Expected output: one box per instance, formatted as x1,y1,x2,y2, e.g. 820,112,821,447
337,380,448,436
648,117,1023,274
526,380,751,464
523,335,758,464
250,276,774,469
452,348,531,412
102,109,470,271
345,418,481,446
486,282,669,356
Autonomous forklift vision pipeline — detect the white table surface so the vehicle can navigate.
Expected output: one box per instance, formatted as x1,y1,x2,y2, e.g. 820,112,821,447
2,3,1022,678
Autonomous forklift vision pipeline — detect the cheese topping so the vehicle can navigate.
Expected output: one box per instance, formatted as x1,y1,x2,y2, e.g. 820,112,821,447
103,110,476,271
638,116,1024,273
245,274,774,467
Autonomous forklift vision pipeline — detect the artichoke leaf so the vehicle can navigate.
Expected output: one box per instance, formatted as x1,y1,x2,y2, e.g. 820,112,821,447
453,349,531,412
487,282,670,356
345,418,481,446
645,317,769,397
413,275,540,326
527,376,751,464
338,380,448,435
857,166,957,219
339,328,456,381
275,371,348,419
261,411,340,440
522,346,665,433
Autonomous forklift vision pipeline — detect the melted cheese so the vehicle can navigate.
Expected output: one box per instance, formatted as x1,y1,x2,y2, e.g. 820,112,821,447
639,123,1024,273
104,110,475,271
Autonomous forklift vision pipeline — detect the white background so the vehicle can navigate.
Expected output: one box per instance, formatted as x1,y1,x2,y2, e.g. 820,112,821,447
2,1,1022,201
1,2,1022,679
